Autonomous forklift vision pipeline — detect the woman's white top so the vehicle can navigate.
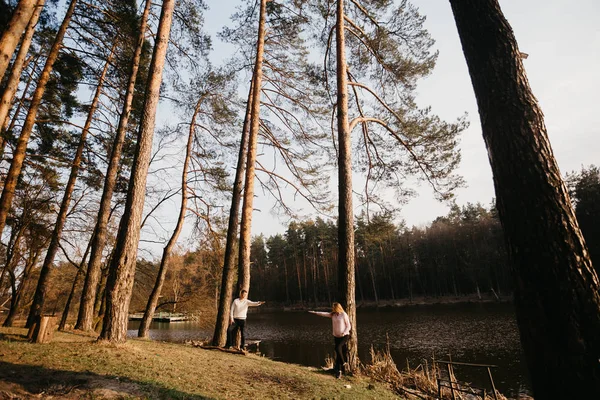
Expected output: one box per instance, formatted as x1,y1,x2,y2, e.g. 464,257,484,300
313,311,351,337
230,298,261,320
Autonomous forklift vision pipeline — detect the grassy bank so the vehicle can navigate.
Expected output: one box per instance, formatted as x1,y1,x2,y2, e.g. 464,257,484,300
0,327,398,399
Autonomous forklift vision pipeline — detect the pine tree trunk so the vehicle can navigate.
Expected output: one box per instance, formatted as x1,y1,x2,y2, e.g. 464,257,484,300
75,0,152,332
0,222,24,295
99,0,175,343
283,258,290,304
0,0,44,157
368,258,378,305
138,94,196,339
26,41,115,328
237,0,267,294
58,238,92,331
3,244,43,327
295,252,303,304
0,0,77,248
336,0,358,372
0,54,39,159
449,0,600,397
211,76,253,346
0,0,39,81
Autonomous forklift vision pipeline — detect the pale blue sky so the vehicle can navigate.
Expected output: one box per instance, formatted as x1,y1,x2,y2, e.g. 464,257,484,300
196,0,600,236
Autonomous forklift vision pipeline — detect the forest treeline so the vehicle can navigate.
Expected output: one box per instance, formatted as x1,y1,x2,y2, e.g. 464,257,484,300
128,166,599,312
250,165,600,304
1,0,599,397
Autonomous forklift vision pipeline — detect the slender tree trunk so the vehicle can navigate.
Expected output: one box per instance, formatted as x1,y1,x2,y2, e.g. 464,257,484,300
0,54,39,159
237,0,267,294
0,0,39,81
26,42,115,327
283,258,290,304
0,0,44,158
94,264,108,316
211,75,254,347
3,245,43,327
449,0,600,397
75,0,152,332
322,252,331,304
58,237,92,331
99,0,175,343
335,0,358,371
0,0,77,244
368,258,378,305
302,251,308,303
0,222,24,295
138,94,196,338
295,252,303,304
312,247,318,306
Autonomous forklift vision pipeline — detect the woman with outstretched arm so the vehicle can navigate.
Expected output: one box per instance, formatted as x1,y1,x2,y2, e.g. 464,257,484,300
308,302,352,378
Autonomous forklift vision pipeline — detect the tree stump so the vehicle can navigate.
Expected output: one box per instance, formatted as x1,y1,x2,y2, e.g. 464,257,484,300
27,315,57,343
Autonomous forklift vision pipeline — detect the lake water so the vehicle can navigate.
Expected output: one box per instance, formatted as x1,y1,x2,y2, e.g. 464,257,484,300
128,302,531,397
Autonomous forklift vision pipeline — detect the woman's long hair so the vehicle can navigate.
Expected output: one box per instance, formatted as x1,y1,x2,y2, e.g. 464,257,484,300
332,302,344,314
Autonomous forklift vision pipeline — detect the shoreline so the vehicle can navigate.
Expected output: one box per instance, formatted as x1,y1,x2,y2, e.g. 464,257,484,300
261,293,513,312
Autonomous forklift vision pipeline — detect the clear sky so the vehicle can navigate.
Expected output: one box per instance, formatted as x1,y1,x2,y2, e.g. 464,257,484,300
168,0,600,243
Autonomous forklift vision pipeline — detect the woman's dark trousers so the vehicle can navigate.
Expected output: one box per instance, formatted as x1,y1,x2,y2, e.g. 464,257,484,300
334,335,350,373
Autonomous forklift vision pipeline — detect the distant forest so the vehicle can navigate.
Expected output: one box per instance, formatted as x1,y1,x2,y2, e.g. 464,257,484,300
128,164,600,311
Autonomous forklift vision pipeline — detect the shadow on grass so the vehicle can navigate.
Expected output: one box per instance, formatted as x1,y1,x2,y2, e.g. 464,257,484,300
0,361,214,400
0,331,28,342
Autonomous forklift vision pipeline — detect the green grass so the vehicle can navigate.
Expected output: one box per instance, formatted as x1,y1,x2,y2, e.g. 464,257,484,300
0,327,399,399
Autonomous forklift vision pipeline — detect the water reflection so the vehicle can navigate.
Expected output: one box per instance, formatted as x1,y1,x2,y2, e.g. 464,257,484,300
128,303,530,396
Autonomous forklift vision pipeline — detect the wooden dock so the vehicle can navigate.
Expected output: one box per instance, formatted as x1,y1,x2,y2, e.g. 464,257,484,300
128,312,190,322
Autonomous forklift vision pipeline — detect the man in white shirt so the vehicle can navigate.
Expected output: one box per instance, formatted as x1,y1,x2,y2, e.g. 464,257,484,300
226,289,264,349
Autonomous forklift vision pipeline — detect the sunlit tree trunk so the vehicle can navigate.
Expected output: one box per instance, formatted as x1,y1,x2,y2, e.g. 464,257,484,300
0,0,39,81
75,0,152,332
26,42,115,327
138,95,197,338
0,0,77,247
0,54,39,160
211,76,253,346
58,239,92,331
335,0,358,371
237,0,267,294
99,0,175,342
0,0,44,158
449,0,600,397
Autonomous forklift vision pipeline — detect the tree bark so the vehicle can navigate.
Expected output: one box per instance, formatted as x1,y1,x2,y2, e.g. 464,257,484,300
58,237,92,331
0,0,44,158
336,0,358,372
3,244,43,327
211,74,254,347
99,0,175,343
75,0,152,332
0,0,39,82
0,0,77,247
138,94,197,339
26,41,115,328
237,0,267,294
0,54,39,159
449,0,600,397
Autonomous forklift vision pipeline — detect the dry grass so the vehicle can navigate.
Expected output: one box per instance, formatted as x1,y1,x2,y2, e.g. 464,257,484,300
360,343,510,400
0,327,396,399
